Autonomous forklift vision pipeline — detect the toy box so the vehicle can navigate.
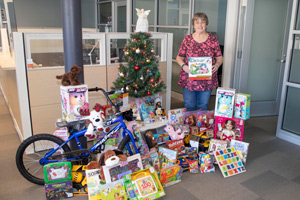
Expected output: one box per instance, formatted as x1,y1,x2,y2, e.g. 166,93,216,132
177,153,198,172
208,139,228,152
230,139,250,165
99,179,127,200
60,85,89,122
103,154,143,183
168,108,187,124
189,135,201,153
214,147,246,178
166,139,185,155
158,147,178,169
86,169,101,200
215,116,244,141
214,87,235,118
135,93,163,124
140,122,170,145
188,57,212,80
234,93,251,120
183,110,198,126
197,110,214,130
45,180,73,200
189,160,199,173
123,167,165,200
160,165,183,187
44,162,72,184
124,130,149,156
199,152,215,173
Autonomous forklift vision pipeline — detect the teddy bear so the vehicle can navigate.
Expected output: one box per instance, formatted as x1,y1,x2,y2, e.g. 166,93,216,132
56,65,82,86
145,131,158,151
86,149,127,183
164,124,184,141
84,103,109,139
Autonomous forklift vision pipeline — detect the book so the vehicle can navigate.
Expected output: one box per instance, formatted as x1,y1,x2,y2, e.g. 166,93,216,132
188,57,212,80
158,147,178,169
230,139,250,165
86,169,101,200
99,179,127,200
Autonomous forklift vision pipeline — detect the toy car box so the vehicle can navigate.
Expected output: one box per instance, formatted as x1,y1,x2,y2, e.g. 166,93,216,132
214,87,235,118
234,93,251,120
160,165,183,187
60,85,89,122
123,167,165,200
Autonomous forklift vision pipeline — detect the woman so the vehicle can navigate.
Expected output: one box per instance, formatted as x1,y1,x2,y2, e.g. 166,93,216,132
176,13,223,111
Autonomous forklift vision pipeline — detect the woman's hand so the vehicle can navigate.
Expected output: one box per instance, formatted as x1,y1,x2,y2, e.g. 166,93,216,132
212,65,219,74
182,64,189,73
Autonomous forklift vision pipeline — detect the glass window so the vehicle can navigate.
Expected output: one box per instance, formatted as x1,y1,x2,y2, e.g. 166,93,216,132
296,0,300,30
194,0,227,45
157,28,188,59
158,0,189,26
29,39,64,67
133,0,155,25
282,86,300,136
82,39,101,65
288,34,300,84
110,39,127,63
98,2,112,32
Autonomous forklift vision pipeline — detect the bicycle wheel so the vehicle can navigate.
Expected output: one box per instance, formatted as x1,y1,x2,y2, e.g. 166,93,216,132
16,134,71,185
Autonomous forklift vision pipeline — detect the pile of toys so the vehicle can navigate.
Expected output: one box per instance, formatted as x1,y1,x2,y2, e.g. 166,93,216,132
49,72,251,200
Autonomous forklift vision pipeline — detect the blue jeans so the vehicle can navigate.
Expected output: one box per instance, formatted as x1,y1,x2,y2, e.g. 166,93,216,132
182,88,212,111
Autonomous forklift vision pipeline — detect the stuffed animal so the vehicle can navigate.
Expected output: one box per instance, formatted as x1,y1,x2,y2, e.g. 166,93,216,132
86,149,127,183
145,131,158,151
56,65,82,86
164,124,184,141
217,94,233,115
135,8,151,32
84,103,107,139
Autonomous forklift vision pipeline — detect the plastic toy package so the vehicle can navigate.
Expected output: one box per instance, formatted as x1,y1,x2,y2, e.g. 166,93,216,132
123,167,165,200
45,180,73,200
189,160,199,174
158,147,178,169
199,152,215,173
60,85,89,122
188,57,212,80
44,162,72,184
214,87,235,118
168,108,187,125
215,116,244,142
160,165,183,187
234,93,251,120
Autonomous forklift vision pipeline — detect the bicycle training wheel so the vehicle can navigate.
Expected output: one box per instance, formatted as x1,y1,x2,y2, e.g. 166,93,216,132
16,134,71,185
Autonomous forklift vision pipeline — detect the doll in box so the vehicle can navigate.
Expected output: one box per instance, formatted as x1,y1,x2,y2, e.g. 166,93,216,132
70,92,89,117
220,120,236,143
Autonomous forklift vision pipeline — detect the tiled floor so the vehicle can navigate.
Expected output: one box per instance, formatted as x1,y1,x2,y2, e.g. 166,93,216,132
1,91,300,200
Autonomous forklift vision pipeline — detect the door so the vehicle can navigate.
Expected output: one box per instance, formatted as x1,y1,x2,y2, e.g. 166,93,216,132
277,0,300,146
113,1,126,32
234,0,292,116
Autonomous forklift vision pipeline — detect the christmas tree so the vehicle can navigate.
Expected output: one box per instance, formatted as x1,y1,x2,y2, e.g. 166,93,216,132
112,32,166,98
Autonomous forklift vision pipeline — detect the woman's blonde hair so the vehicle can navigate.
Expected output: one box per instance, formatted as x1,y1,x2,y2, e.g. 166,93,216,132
192,13,209,26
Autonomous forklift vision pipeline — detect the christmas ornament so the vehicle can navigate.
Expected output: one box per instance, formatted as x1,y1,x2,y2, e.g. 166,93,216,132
147,91,151,96
126,86,129,91
126,73,129,77
151,49,155,53
132,47,136,51
134,65,140,71
143,51,146,55
134,84,138,88
157,72,160,76
146,58,151,63
140,76,144,80
118,72,124,77
134,90,137,94
149,72,153,76
136,48,141,54
150,78,154,83
144,45,147,48
147,69,150,72
144,41,147,45
125,50,130,56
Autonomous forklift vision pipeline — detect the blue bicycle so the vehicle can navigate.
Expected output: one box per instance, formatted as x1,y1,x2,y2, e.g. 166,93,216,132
16,81,139,185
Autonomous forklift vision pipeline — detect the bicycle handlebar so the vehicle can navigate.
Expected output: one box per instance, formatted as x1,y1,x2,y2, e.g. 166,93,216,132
88,80,134,113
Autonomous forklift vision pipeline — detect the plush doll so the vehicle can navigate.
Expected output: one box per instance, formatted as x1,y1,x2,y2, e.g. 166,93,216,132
70,92,89,117
164,124,184,141
84,103,107,139
87,149,127,183
135,8,151,32
56,65,82,86
217,94,233,115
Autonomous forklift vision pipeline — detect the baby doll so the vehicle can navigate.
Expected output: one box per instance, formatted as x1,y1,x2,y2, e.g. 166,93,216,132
220,120,236,143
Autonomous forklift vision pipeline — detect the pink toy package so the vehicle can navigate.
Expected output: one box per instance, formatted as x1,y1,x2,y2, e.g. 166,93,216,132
214,116,244,142
196,110,214,130
60,85,89,122
183,111,198,127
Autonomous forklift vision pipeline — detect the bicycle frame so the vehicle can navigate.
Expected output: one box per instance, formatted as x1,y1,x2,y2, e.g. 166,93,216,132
40,114,139,165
